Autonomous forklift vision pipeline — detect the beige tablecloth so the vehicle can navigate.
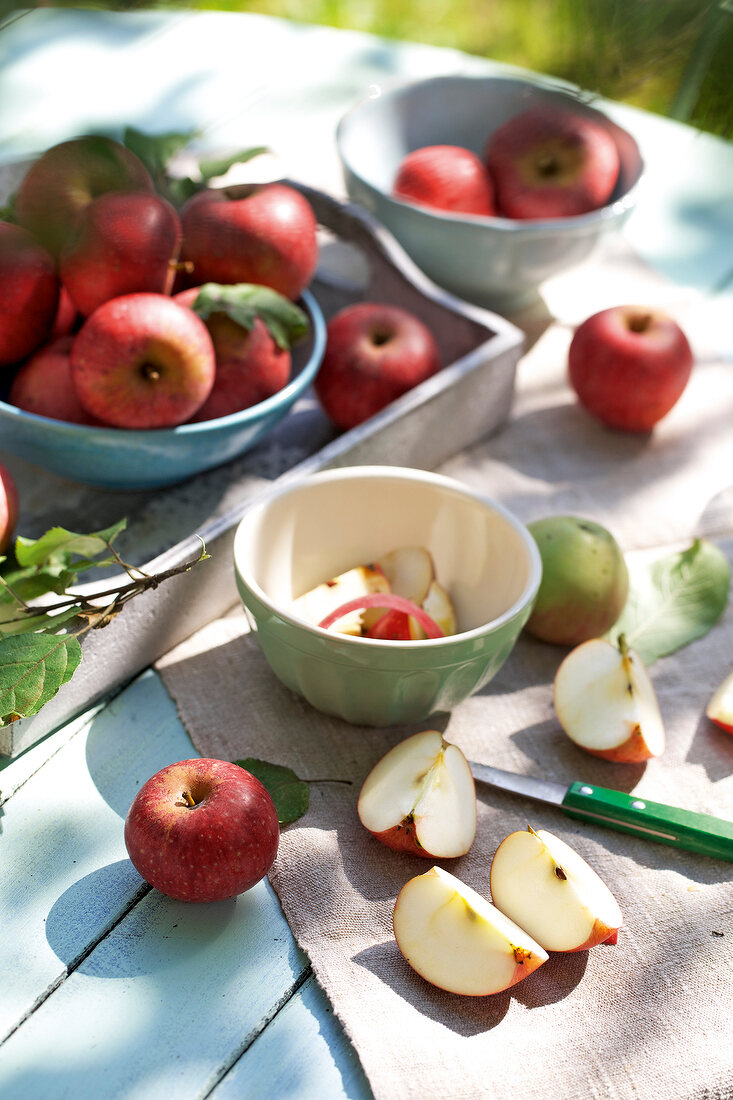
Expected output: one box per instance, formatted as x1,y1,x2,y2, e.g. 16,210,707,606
157,240,733,1100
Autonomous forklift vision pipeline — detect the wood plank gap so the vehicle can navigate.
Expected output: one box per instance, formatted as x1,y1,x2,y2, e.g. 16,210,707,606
0,880,152,1049
198,962,314,1099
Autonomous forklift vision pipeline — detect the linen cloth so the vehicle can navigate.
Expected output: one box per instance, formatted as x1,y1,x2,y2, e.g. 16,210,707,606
157,241,733,1100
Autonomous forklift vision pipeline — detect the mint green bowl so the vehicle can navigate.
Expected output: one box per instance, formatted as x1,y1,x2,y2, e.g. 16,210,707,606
233,466,542,727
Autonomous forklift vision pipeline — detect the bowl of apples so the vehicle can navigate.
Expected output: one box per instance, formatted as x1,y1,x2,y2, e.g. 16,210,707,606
336,74,644,311
233,464,542,727
0,134,327,490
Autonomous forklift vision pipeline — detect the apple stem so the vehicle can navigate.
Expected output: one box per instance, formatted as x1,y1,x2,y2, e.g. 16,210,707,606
141,363,162,383
627,312,653,334
181,790,196,807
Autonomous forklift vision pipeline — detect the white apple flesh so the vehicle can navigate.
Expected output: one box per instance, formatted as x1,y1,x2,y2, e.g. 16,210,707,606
357,729,477,858
490,826,623,952
393,865,549,995
706,670,733,734
553,635,665,762
291,564,389,635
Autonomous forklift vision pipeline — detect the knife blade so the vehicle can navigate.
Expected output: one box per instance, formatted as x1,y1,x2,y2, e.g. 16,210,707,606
469,760,733,862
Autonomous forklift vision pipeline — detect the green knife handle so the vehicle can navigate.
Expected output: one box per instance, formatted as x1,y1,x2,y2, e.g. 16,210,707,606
561,782,733,862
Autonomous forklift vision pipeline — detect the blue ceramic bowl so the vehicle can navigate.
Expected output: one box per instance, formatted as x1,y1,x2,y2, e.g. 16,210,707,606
0,289,326,491
337,75,644,311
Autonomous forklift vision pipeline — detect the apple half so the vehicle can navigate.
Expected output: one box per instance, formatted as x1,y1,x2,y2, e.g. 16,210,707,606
357,729,477,858
553,635,665,762
393,865,549,995
706,670,733,734
490,826,623,952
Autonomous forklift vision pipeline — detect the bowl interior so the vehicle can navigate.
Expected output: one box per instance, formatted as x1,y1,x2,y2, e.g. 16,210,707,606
338,75,643,217
236,467,539,636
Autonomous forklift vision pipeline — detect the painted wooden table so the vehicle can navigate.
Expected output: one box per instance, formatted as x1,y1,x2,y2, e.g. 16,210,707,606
0,9,731,1099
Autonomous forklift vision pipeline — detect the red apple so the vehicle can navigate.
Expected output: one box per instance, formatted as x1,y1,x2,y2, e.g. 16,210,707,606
15,134,154,256
568,306,694,432
9,336,101,425
174,284,299,420
314,302,441,429
179,183,318,300
0,221,59,366
485,106,620,219
70,293,216,429
124,758,280,903
0,462,19,555
60,191,182,317
392,145,496,215
50,287,79,339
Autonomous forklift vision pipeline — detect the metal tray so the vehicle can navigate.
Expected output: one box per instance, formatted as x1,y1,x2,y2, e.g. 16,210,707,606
0,183,524,757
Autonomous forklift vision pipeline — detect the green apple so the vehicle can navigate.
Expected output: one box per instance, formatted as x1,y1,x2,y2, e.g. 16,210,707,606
524,515,628,646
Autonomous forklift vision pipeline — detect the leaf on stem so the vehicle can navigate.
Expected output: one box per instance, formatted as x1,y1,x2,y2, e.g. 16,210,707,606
190,283,309,349
0,633,82,725
234,757,310,825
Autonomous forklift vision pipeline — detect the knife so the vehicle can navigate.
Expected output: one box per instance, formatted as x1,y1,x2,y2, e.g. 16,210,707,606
469,760,733,862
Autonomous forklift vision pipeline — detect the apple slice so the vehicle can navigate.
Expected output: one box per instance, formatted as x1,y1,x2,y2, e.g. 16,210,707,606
393,865,549,995
553,635,665,762
706,670,733,734
377,547,434,605
357,729,477,858
410,579,457,640
292,564,389,636
490,826,623,952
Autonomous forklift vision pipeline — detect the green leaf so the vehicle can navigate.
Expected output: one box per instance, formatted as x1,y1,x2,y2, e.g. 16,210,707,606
123,126,199,179
14,520,126,569
197,145,269,182
234,757,310,826
607,539,730,665
0,605,81,637
191,283,309,350
0,633,82,724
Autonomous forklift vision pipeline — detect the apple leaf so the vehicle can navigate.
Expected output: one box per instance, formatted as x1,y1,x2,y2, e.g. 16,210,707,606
233,757,310,826
607,539,730,665
191,283,309,350
0,633,82,725
197,146,270,183
123,126,200,178
1,520,128,604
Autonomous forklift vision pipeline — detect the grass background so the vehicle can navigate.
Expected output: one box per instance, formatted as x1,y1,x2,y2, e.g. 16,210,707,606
35,0,733,138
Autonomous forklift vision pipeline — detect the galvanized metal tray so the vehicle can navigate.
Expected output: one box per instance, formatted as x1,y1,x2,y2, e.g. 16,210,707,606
0,182,524,757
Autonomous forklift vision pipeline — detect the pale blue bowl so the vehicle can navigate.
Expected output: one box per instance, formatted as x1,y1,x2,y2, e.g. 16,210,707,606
0,289,326,490
337,75,644,311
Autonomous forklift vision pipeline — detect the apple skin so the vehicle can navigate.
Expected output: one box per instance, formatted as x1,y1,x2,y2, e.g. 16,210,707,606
0,222,59,366
124,758,280,903
393,145,496,215
15,134,154,256
179,183,318,301
174,286,291,420
568,306,694,432
50,287,79,339
9,336,101,425
70,292,216,429
524,515,629,646
60,191,183,317
314,302,441,430
485,106,620,219
0,462,19,555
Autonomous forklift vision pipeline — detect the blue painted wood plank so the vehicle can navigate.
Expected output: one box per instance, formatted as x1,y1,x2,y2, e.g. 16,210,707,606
212,974,373,1100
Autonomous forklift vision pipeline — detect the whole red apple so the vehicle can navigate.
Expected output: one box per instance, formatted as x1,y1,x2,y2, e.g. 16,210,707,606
70,293,216,429
568,305,694,432
60,191,182,317
314,302,441,430
0,462,19,555
124,758,280,903
0,222,59,366
180,183,318,300
485,106,620,219
393,144,496,216
9,336,100,425
15,134,153,256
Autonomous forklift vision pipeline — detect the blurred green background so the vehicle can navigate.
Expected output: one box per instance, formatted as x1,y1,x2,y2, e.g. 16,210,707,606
13,1,733,137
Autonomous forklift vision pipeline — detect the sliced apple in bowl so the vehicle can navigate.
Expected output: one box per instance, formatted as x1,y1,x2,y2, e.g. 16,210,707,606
357,729,477,858
291,562,389,636
490,826,623,952
393,865,549,996
706,669,733,734
553,634,665,762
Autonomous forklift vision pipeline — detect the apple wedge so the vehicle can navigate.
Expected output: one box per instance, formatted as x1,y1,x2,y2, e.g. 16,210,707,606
393,865,549,995
706,670,733,734
411,579,457,639
553,635,665,762
490,826,623,952
357,729,477,858
292,564,389,636
378,546,434,605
